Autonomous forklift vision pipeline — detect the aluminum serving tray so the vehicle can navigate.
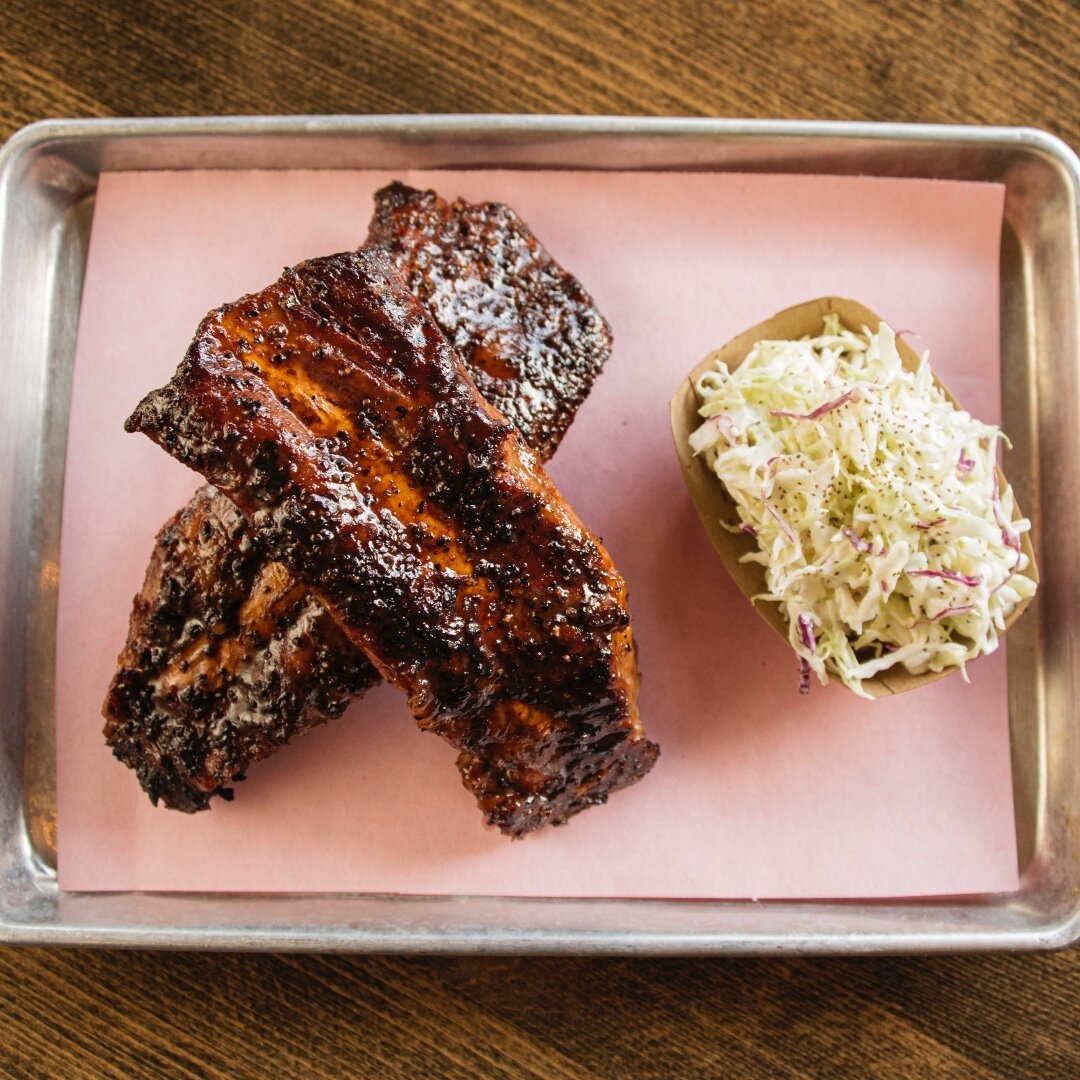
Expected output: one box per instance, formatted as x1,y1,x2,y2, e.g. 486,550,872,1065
1,116,1077,954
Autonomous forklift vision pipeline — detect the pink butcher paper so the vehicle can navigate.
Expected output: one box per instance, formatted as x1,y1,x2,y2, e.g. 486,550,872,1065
56,168,1018,897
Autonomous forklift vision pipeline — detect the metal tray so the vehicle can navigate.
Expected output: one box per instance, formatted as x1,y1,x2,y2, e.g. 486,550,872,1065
1,116,1077,953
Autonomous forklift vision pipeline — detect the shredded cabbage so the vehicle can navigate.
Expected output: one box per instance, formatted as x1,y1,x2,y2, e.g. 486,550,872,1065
689,314,1035,698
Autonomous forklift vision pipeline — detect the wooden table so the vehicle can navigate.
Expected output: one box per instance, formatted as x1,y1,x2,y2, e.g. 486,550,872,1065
3,1,1077,1076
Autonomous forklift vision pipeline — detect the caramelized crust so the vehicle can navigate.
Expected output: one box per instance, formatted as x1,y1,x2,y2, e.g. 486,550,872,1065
367,181,611,458
103,487,379,810
126,249,657,835
105,184,615,815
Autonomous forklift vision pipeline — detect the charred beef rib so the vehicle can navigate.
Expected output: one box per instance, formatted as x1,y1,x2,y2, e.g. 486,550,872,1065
125,249,657,835
105,183,615,814
367,181,609,459
103,486,380,811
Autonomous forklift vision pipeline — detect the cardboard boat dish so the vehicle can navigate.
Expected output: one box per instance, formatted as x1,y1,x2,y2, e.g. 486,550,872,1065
669,295,1039,698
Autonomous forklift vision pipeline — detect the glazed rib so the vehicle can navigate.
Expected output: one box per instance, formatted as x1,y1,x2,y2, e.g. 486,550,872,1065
104,486,379,811
367,181,610,459
105,183,613,813
125,248,657,835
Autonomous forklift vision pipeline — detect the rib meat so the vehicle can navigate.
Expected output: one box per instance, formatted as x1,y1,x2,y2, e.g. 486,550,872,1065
104,486,379,811
105,183,613,813
367,181,610,459
125,248,658,835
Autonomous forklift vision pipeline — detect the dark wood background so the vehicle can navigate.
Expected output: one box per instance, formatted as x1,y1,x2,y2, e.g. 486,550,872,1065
3,1,1078,1076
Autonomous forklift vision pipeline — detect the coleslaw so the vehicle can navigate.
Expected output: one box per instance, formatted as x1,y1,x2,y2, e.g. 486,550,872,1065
689,314,1036,698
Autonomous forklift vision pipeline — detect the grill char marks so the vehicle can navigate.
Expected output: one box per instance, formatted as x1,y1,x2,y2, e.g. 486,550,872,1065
125,248,657,835
105,183,616,816
367,181,612,460
103,486,379,811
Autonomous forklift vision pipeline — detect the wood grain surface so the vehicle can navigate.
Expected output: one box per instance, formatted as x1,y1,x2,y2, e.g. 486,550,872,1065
2,0,1078,1076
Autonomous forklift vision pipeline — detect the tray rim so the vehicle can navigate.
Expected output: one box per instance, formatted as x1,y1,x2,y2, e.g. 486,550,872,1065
1,114,1077,954
4,112,1080,154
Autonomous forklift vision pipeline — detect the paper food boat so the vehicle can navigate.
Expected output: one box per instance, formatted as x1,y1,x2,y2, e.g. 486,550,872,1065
669,296,1039,698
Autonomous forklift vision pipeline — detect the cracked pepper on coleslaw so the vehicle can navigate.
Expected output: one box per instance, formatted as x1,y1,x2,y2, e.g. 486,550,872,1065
689,314,1036,698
